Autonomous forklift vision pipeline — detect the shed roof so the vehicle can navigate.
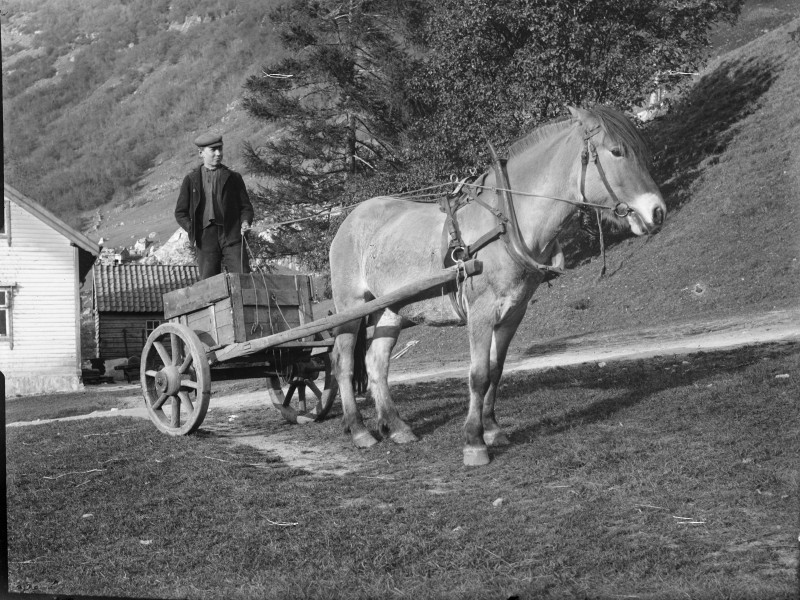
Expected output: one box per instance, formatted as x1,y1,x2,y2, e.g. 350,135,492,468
93,264,199,313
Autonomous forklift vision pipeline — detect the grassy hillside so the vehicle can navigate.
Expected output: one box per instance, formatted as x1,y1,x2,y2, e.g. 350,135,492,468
395,17,800,362
2,0,283,227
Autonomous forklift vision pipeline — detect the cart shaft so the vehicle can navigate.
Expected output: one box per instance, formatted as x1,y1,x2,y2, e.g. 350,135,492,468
210,259,482,364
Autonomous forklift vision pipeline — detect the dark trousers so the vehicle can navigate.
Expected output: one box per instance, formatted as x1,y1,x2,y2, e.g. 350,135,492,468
196,225,250,280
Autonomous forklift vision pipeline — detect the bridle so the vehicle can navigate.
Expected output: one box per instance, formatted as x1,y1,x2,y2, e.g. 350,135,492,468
579,126,636,220
443,126,636,278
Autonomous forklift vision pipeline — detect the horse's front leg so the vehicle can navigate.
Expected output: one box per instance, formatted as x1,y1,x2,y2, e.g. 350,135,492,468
368,310,418,444
464,313,495,466
333,321,378,449
482,310,526,447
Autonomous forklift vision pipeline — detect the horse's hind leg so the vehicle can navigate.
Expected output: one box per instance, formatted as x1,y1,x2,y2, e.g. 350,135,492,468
368,310,418,444
482,311,526,447
333,320,378,448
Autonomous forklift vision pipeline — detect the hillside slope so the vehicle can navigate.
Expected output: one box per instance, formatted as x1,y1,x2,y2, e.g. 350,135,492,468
395,18,800,363
3,0,796,253
2,0,282,238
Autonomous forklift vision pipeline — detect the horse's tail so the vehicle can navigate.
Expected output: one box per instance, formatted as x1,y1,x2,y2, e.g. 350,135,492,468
353,318,369,395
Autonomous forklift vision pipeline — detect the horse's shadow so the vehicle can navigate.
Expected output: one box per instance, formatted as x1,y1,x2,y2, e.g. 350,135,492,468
522,334,587,357
392,344,786,458
393,382,466,438
486,351,769,458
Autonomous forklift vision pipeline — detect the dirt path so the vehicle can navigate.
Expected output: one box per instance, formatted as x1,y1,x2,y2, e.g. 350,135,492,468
391,307,800,383
9,308,799,475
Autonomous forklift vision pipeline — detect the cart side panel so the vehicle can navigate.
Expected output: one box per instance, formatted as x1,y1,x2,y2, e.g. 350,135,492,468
162,272,317,348
242,306,302,341
235,274,313,342
163,274,229,320
180,297,234,349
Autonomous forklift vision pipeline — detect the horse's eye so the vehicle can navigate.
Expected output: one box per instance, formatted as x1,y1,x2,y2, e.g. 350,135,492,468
610,147,624,158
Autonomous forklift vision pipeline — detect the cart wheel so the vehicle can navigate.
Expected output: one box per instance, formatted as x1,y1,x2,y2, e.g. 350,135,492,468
268,353,338,424
141,323,211,435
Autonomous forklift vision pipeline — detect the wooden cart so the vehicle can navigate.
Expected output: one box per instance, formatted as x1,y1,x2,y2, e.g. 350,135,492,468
139,260,481,435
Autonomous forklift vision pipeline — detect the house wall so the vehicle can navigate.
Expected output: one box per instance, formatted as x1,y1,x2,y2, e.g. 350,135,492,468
0,198,82,396
97,312,163,360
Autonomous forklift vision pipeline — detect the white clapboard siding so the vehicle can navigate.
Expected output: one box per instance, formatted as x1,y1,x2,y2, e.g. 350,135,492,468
1,196,84,396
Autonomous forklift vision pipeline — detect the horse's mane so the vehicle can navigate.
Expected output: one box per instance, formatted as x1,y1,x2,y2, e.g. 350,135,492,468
507,117,571,159
507,106,652,166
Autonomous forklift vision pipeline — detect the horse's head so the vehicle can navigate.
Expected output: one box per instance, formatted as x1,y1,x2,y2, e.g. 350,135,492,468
567,105,666,236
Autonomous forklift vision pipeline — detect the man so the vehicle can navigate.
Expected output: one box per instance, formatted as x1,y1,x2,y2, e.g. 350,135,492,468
174,132,254,279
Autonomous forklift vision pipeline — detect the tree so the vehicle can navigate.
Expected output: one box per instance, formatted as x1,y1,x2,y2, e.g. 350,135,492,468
241,0,427,269
241,0,743,270
404,0,744,179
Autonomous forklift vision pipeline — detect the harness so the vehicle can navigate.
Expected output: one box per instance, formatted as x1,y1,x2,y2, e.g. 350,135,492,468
441,128,633,321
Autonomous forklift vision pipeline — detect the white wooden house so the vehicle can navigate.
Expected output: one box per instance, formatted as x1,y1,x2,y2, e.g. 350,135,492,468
1,184,99,396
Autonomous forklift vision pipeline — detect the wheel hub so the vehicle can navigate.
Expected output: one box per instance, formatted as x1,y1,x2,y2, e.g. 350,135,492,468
154,366,182,396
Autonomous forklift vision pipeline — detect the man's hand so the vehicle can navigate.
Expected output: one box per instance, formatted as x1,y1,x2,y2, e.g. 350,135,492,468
241,222,252,235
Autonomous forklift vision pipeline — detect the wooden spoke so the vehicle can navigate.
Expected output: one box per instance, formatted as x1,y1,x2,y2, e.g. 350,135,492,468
181,378,199,390
305,380,322,398
170,397,180,428
267,352,338,424
178,390,194,413
178,353,193,373
153,340,171,366
170,334,181,366
152,392,169,411
140,323,211,436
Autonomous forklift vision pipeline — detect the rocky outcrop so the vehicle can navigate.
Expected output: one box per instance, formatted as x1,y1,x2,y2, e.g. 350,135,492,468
141,228,195,265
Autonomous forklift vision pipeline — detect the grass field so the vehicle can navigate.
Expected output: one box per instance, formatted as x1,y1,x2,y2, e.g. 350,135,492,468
6,342,798,599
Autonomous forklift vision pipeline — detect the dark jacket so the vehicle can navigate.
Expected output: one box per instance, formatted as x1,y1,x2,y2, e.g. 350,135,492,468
174,165,254,247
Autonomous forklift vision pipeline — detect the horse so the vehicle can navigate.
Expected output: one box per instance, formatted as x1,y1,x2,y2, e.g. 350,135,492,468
329,105,666,466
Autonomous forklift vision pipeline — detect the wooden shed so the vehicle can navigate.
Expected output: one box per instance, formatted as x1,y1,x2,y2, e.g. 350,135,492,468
1,184,99,396
92,264,199,361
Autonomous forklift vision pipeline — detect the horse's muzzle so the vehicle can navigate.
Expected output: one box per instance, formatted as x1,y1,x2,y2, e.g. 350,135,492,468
628,194,667,235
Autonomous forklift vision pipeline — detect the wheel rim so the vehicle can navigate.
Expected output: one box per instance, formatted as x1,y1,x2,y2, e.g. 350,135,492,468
267,353,338,424
141,323,211,435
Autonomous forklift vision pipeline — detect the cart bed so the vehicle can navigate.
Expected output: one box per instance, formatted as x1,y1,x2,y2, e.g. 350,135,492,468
162,272,317,351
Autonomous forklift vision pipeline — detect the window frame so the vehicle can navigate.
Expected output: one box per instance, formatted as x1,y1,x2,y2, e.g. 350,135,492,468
0,285,14,347
145,319,162,339
1,198,9,244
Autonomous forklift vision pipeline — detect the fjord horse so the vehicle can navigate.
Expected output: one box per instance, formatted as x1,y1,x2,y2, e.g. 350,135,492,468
329,106,666,465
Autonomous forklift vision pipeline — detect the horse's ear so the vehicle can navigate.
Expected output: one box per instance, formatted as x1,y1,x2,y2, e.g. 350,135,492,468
567,105,588,122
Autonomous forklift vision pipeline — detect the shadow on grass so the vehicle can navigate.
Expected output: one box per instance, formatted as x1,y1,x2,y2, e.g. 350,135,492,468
522,334,591,357
493,343,795,457
385,343,797,459
648,56,780,215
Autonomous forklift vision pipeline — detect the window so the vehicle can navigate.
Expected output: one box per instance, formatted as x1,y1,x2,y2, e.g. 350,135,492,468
1,199,8,241
0,288,11,340
145,320,161,338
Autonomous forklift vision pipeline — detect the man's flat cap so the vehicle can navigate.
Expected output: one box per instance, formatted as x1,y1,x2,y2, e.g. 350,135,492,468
194,132,223,148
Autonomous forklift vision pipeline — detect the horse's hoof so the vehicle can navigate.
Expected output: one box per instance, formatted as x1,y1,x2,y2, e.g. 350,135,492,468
483,430,510,446
352,431,379,449
463,446,490,467
390,430,419,444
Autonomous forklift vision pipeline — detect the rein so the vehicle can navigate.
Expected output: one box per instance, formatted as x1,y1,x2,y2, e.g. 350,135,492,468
442,129,630,280
251,128,630,281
